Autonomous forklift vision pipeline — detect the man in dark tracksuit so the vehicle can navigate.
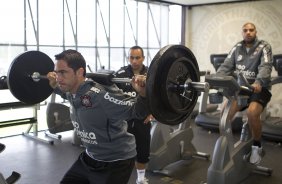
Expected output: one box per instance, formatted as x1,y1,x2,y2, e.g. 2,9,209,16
217,22,272,165
115,46,151,184
47,49,149,184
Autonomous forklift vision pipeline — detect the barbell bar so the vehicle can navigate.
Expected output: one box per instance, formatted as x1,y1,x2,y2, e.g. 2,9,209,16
31,72,48,82
6,45,207,125
31,71,132,84
31,72,208,93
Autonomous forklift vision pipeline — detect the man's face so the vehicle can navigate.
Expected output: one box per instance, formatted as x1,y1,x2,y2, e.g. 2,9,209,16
242,24,257,44
128,49,144,71
54,60,80,93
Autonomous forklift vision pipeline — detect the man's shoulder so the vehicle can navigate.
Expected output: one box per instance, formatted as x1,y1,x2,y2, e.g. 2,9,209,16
259,40,271,47
254,39,272,52
115,65,130,76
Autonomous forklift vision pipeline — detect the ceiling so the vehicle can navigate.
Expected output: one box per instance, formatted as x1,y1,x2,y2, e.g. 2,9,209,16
149,0,246,6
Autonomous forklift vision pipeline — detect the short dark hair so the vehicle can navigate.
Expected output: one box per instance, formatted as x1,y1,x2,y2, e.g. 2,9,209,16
55,49,86,76
129,46,144,57
242,22,256,30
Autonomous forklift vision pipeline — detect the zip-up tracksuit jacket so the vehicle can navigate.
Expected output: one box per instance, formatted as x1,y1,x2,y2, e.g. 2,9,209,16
114,65,148,99
217,38,273,88
114,65,151,163
55,80,149,162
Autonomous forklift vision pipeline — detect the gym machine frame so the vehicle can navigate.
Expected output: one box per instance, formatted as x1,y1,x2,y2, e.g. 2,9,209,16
0,101,53,145
205,73,272,184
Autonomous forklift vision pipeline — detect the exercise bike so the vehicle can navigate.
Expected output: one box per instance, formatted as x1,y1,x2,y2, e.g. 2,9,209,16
205,73,272,184
146,69,210,175
261,54,282,142
195,54,243,132
147,112,210,176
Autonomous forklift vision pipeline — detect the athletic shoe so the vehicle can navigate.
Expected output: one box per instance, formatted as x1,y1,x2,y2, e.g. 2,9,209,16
136,177,149,184
250,145,263,165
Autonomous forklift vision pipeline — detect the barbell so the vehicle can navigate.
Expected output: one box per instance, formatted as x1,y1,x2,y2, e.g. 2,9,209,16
6,45,209,125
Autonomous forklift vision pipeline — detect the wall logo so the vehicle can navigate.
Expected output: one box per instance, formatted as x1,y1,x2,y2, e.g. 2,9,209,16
191,2,282,70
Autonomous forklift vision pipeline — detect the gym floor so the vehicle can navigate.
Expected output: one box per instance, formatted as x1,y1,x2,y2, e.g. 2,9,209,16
0,121,282,184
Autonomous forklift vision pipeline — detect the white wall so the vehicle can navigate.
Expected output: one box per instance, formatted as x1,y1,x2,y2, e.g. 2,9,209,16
185,0,282,74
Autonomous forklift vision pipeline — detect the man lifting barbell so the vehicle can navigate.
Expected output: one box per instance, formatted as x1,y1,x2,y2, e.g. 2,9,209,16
46,49,149,184
6,44,208,183
7,45,206,125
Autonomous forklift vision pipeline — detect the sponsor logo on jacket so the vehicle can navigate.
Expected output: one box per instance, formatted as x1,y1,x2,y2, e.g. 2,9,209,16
73,121,98,145
104,92,133,106
90,87,101,93
80,95,92,107
123,91,137,97
236,64,256,78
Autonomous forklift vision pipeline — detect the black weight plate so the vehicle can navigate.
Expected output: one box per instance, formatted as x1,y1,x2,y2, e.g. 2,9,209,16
165,56,199,113
7,51,54,105
146,45,200,125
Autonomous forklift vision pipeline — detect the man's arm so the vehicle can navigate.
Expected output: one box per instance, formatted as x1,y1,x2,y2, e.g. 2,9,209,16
47,72,67,99
255,42,273,88
131,75,146,97
216,45,237,76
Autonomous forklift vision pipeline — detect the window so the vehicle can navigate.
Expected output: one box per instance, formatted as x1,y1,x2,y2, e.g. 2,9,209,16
0,0,182,137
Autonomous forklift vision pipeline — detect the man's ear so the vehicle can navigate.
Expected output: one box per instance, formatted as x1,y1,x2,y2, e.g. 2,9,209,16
77,67,84,77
